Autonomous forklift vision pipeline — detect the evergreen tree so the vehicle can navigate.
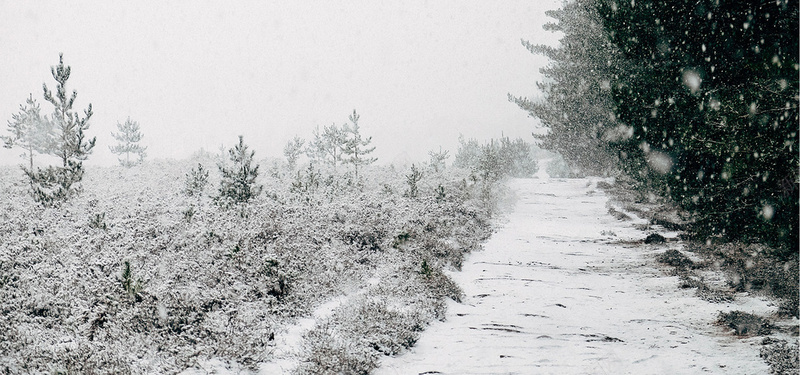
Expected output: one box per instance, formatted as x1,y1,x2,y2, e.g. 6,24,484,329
283,136,305,171
499,137,538,178
428,147,450,172
184,163,209,197
596,0,798,254
217,135,263,204
109,117,147,167
452,135,482,170
25,54,95,206
307,123,347,172
510,0,625,176
2,94,55,171
341,110,376,179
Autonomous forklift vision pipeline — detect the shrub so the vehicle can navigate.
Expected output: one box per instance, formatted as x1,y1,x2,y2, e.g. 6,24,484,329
716,311,773,336
88,212,107,230
184,163,209,196
217,136,262,204
404,164,423,198
760,339,799,375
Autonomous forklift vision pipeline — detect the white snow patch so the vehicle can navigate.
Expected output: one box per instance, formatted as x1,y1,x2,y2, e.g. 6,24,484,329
375,178,774,375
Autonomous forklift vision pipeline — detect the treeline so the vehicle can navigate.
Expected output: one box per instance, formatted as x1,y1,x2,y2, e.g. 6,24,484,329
513,0,798,256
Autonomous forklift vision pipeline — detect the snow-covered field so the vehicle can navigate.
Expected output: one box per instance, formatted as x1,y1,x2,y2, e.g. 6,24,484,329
376,177,790,374
1,161,794,374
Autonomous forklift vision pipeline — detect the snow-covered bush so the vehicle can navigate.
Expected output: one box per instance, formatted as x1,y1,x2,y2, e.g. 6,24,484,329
0,153,500,373
184,163,209,197
216,136,262,205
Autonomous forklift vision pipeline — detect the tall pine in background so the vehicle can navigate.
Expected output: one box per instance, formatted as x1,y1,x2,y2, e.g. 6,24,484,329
510,0,625,176
342,110,377,179
2,94,55,171
597,0,798,255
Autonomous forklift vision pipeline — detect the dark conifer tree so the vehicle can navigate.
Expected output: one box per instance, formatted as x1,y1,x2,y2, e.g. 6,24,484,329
25,54,96,205
596,0,798,254
217,135,263,204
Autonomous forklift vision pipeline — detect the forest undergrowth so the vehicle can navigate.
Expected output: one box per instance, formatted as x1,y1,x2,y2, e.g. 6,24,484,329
600,177,799,374
0,153,511,374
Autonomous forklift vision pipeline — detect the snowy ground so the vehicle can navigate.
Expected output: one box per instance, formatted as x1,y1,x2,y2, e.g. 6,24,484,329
374,177,779,375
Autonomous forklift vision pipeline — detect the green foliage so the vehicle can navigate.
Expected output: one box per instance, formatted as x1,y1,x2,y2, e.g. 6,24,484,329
120,261,144,300
184,163,209,197
42,53,96,167
290,162,321,194
510,0,622,176
182,205,195,222
109,117,147,167
596,0,799,254
88,212,107,230
24,54,95,206
522,0,798,254
217,136,263,204
404,164,423,198
24,160,85,207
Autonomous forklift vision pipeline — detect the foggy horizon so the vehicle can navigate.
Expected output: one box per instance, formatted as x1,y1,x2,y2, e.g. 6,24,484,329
0,1,561,167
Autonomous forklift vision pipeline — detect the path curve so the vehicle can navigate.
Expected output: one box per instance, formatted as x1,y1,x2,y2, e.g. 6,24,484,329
375,178,771,375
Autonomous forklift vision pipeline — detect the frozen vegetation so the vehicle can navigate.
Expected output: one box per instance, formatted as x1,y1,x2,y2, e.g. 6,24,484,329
1,0,798,373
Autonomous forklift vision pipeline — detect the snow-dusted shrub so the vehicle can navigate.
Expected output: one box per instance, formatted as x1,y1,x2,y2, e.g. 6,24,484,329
216,136,262,205
184,163,209,196
0,156,502,374
546,153,582,178
404,164,423,198
760,339,799,375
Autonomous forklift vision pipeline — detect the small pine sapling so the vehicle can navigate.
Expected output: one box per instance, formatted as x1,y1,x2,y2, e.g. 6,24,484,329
217,136,263,204
109,117,147,167
306,123,347,172
184,163,209,197
341,110,377,179
24,54,96,206
404,164,423,198
428,147,450,173
283,136,305,171
121,261,144,301
2,94,55,171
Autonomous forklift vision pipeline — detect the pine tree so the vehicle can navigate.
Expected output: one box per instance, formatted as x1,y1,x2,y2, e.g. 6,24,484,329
597,0,799,255
428,147,450,172
217,135,263,204
2,94,55,171
306,123,347,172
109,117,147,167
283,136,305,171
25,53,95,206
509,0,624,176
341,110,376,179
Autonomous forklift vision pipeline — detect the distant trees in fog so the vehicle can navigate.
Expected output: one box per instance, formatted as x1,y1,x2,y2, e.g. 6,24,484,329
109,117,147,167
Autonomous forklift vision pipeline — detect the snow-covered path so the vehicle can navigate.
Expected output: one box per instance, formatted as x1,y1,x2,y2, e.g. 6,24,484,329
375,178,771,375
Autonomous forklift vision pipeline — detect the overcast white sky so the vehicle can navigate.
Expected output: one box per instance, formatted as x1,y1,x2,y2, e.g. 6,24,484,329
0,1,561,166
